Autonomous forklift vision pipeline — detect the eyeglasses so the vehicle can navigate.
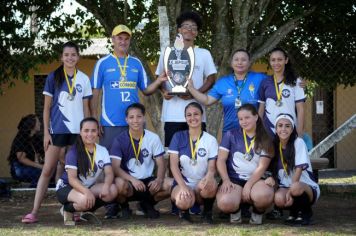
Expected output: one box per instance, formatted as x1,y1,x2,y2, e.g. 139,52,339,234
180,24,198,32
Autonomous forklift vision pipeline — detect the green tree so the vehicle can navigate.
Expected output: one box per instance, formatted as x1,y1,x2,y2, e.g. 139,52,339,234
1,0,354,136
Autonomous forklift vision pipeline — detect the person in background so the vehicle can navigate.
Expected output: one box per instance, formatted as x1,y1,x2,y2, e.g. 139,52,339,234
169,102,218,224
56,117,117,226
8,114,43,187
22,41,92,224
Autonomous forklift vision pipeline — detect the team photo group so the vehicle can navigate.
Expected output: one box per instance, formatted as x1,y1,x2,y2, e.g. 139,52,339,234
19,10,320,227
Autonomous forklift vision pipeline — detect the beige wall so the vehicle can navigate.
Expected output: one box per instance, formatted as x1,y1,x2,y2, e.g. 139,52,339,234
335,86,356,169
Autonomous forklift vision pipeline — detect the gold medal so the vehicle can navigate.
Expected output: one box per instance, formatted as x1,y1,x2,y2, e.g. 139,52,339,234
190,159,197,166
114,53,129,82
243,130,255,162
244,153,252,161
273,75,284,107
275,100,283,107
135,159,141,166
129,131,143,168
85,146,96,177
67,94,74,101
189,132,201,167
64,68,77,101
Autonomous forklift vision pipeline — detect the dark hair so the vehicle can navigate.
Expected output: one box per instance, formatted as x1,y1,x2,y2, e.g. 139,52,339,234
272,122,298,176
184,102,203,116
269,47,297,86
176,11,202,30
75,117,99,178
237,104,274,156
125,103,146,117
7,114,39,163
230,48,251,61
54,41,80,88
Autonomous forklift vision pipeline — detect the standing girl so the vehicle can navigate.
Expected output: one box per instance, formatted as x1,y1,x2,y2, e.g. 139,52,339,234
216,104,274,225
272,114,319,225
169,102,218,223
22,41,92,223
56,117,117,225
258,47,305,138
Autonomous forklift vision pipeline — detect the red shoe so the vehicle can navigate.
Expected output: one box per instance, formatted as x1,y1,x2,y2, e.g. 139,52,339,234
22,213,38,224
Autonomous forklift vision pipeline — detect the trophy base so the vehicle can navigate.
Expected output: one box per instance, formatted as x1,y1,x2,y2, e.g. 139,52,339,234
168,85,188,95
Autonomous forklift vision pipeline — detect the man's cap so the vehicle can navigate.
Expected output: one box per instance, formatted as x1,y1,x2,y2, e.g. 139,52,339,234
112,24,132,36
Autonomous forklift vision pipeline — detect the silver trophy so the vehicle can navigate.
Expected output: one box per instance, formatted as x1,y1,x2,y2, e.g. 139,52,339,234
163,34,195,95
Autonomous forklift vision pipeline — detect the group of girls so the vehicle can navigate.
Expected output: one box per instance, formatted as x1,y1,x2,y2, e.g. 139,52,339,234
19,40,319,226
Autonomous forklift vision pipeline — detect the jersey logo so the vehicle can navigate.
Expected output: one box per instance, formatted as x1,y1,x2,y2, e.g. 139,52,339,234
119,81,137,89
131,68,139,73
141,148,150,157
282,89,291,98
110,81,120,89
75,84,82,93
97,160,104,169
198,148,207,157
106,68,116,73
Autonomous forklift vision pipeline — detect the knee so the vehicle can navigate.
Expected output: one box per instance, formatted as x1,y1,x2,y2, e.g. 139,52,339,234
175,197,194,210
251,191,274,208
102,184,118,202
115,178,129,196
274,193,286,208
217,196,238,213
289,183,303,196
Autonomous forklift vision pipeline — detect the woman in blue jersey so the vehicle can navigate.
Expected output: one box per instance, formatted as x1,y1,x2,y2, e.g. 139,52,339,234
269,114,319,226
56,117,117,225
258,47,305,138
216,104,274,225
187,49,267,133
22,42,92,224
169,102,218,224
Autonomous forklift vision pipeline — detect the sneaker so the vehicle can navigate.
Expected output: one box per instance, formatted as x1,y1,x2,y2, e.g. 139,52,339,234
63,210,75,226
104,203,119,219
120,203,132,219
80,212,102,225
266,209,283,220
230,210,242,223
179,210,193,223
294,210,312,226
189,202,201,215
135,202,146,216
249,212,263,225
284,210,298,225
141,201,160,219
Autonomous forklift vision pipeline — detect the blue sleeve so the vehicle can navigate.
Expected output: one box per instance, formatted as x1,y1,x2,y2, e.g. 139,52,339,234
91,60,104,89
65,147,78,168
137,60,149,91
220,131,232,151
43,73,55,96
168,132,180,152
109,136,123,159
259,77,267,102
208,81,222,100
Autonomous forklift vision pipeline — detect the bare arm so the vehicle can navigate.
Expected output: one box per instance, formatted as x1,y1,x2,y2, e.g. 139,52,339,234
170,153,188,188
216,149,230,182
292,167,303,183
83,98,90,118
296,102,305,137
198,74,216,93
16,152,42,169
142,74,167,96
155,156,166,183
258,102,265,119
187,79,218,106
90,89,101,119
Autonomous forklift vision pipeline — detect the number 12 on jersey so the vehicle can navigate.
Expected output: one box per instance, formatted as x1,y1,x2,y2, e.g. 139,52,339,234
121,91,130,102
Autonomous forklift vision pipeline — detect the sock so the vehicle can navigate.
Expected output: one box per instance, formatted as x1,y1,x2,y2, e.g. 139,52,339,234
64,202,76,213
89,198,106,212
203,197,215,214
292,192,311,216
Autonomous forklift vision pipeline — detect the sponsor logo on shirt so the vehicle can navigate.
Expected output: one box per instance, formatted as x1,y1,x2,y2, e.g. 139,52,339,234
131,68,139,73
198,148,207,157
106,68,116,73
282,89,291,98
76,84,82,93
110,81,137,89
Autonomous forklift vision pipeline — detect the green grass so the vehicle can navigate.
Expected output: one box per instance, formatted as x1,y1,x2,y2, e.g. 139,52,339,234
0,224,353,236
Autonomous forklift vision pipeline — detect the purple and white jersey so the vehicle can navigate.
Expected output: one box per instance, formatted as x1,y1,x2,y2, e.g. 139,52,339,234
110,129,165,180
43,70,92,134
168,130,218,187
277,137,320,200
259,77,305,137
219,128,270,181
56,144,111,189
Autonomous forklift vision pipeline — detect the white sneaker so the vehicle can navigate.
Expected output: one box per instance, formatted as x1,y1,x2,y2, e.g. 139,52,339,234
230,210,242,223
63,210,75,226
249,212,263,225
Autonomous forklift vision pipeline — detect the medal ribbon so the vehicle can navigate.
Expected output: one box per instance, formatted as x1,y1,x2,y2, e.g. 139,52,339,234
273,75,284,102
113,53,129,79
279,142,288,175
243,129,255,155
63,68,77,96
85,146,96,172
189,132,201,162
234,75,247,99
129,132,143,163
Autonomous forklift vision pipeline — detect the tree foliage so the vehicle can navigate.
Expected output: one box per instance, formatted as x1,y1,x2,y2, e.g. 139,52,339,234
1,0,354,135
